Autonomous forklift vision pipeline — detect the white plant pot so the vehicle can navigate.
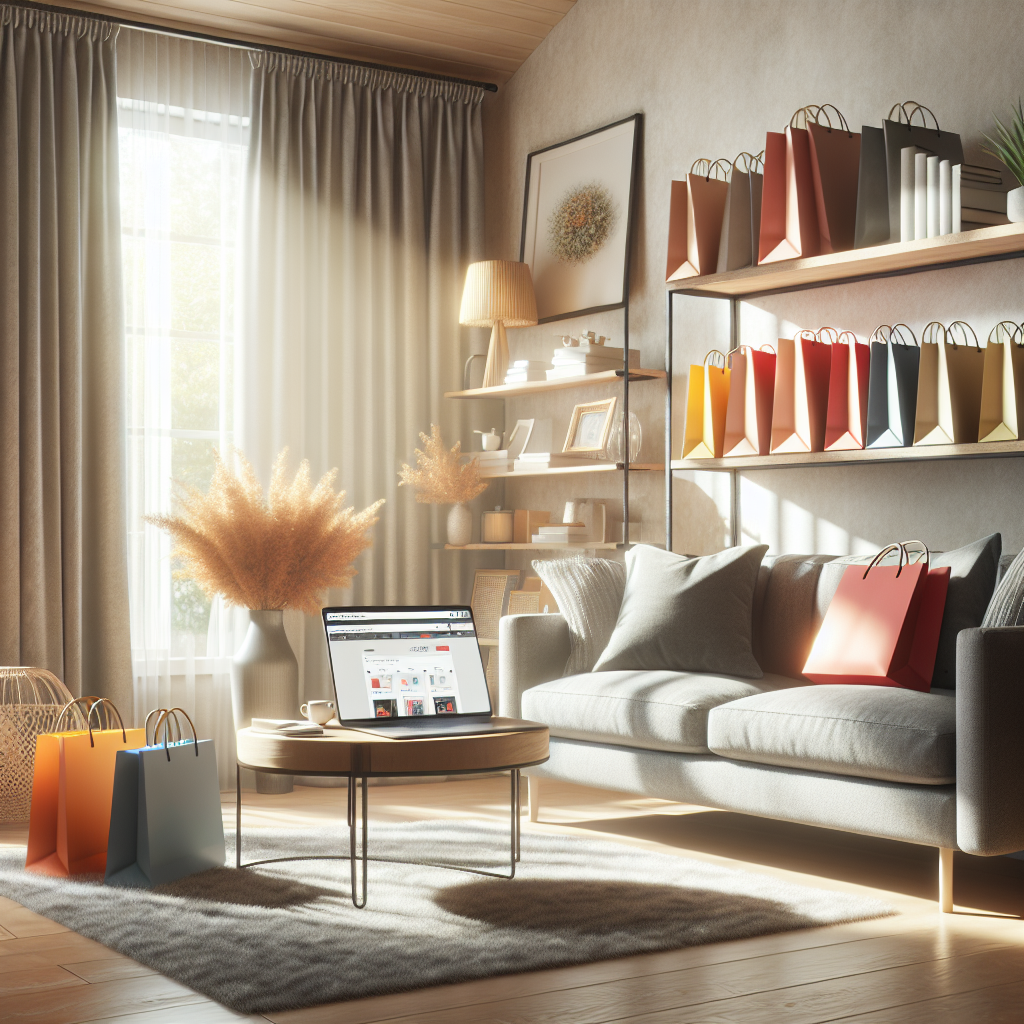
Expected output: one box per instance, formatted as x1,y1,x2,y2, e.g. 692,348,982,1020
1007,186,1024,224
447,503,473,546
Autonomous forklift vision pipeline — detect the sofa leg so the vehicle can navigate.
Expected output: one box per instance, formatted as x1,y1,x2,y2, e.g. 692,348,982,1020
938,847,954,914
528,776,540,823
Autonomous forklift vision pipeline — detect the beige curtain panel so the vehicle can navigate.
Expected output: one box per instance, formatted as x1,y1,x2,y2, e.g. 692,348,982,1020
0,6,131,706
241,54,485,698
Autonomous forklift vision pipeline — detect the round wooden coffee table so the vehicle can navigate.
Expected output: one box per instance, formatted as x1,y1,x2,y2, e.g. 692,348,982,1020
234,719,549,907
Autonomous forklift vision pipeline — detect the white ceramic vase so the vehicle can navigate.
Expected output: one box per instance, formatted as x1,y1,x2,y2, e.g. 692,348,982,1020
447,503,473,546
231,609,299,794
1007,186,1024,224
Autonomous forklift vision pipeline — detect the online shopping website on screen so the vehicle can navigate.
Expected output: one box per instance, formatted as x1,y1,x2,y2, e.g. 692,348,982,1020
324,609,491,721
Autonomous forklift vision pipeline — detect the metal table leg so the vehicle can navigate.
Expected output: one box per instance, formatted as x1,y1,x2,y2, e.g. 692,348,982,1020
348,775,367,908
510,768,521,876
235,764,242,869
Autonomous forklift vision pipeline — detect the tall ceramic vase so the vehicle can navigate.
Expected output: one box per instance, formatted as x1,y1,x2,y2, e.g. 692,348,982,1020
447,503,473,546
231,610,299,794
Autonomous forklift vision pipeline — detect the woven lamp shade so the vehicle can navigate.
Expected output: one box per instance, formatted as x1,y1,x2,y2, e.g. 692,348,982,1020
459,261,538,328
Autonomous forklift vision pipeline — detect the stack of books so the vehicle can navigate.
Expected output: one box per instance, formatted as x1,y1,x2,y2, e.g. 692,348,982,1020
960,164,1010,228
504,360,548,385
472,449,513,477
531,522,590,544
546,343,640,380
513,451,597,472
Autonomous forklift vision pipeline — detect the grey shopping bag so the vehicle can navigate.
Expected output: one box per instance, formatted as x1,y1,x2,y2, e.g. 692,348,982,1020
865,324,920,448
882,103,963,243
854,125,890,248
717,152,764,272
105,709,225,888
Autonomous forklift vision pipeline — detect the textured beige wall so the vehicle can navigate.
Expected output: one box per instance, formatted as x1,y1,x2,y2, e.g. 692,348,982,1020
478,0,1024,572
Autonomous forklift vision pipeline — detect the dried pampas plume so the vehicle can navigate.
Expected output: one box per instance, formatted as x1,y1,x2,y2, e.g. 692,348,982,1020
146,449,383,616
398,424,488,505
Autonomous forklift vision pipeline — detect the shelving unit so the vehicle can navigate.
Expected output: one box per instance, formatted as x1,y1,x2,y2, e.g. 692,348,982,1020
481,461,663,479
665,223,1024,549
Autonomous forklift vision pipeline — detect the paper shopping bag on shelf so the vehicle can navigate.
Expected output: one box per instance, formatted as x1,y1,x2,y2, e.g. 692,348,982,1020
825,330,871,450
882,103,963,243
979,321,1024,442
723,344,776,457
682,350,730,458
666,160,730,281
106,709,226,888
803,542,934,690
806,105,862,254
759,109,821,264
26,698,146,877
854,125,890,248
717,152,764,272
770,330,833,453
914,321,985,446
866,324,920,448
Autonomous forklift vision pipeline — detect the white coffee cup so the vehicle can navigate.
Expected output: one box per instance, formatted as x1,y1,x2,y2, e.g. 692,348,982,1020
300,700,335,725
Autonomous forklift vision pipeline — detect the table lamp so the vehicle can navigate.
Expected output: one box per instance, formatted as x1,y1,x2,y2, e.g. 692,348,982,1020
459,260,538,389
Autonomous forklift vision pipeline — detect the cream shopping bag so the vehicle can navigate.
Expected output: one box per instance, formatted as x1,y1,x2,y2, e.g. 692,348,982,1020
914,321,986,445
979,321,1024,442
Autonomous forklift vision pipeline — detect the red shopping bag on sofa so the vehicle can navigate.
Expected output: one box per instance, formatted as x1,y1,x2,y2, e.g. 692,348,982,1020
804,542,949,691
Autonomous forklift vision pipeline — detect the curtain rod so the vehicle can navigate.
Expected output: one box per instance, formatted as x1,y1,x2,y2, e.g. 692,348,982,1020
7,0,500,92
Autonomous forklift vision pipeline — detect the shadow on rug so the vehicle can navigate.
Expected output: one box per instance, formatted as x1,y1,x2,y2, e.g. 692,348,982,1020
0,820,894,1014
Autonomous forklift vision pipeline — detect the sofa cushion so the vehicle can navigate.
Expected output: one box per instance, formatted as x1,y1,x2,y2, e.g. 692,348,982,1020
594,544,768,678
707,685,955,785
521,670,807,754
983,547,1024,627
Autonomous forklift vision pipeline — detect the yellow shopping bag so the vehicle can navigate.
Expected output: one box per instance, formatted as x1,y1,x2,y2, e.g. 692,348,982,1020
682,350,730,458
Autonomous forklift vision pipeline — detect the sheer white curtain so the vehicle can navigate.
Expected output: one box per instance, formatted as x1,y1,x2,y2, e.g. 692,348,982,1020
117,27,251,785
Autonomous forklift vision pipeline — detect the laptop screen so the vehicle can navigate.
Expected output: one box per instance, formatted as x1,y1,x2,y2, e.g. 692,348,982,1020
322,606,492,723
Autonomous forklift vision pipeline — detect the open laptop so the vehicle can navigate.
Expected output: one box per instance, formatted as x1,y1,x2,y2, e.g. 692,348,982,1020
321,605,535,738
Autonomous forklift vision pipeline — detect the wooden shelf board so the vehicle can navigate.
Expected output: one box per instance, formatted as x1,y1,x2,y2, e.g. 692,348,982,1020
444,542,622,550
666,223,1024,298
481,462,663,479
671,439,1024,471
445,368,666,400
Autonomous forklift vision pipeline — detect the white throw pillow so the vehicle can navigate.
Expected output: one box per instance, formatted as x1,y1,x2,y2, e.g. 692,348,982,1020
982,548,1024,626
532,557,627,675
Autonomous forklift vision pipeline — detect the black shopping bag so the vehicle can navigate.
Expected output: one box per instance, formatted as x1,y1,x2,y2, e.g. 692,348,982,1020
865,324,920,448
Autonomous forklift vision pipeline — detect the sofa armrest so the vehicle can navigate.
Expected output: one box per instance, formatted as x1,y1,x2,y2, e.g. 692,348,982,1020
498,613,571,718
956,626,1024,856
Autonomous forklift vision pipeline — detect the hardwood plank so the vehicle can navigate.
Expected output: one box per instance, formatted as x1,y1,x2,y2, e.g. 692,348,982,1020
0,897,70,938
0,925,14,940
0,974,209,1024
0,934,123,964
0,966,87,996
62,957,160,983
832,980,1024,1023
79,1003,270,1024
264,916,1022,1024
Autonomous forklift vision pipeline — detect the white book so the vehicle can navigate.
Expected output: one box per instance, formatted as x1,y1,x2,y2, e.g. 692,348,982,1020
926,155,940,238
251,718,323,736
537,523,587,535
939,159,952,235
914,150,928,241
900,147,918,242
952,163,961,232
532,533,589,544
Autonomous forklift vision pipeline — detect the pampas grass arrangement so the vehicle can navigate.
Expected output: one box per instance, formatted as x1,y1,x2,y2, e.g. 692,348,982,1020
398,424,488,505
146,449,383,616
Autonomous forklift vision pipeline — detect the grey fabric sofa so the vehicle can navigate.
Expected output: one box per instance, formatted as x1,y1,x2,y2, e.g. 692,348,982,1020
499,554,1024,912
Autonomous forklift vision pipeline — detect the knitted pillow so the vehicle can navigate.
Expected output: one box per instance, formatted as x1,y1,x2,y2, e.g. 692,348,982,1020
982,548,1024,626
532,557,627,676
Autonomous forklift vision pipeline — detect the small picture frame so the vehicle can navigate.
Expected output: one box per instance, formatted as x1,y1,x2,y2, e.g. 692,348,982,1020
505,418,535,459
562,398,616,455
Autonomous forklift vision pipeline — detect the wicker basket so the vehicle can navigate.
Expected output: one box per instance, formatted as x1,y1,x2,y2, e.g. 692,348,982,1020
0,668,74,822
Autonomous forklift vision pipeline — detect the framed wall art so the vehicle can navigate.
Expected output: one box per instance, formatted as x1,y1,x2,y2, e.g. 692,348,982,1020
563,398,617,455
519,114,642,323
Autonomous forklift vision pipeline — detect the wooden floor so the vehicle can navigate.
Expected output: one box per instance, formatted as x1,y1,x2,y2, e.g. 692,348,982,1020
1,777,1021,1023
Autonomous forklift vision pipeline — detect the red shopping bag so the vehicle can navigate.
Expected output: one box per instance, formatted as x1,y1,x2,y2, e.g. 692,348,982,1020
806,105,862,254
666,160,730,280
803,543,941,691
770,329,832,453
825,330,871,450
759,109,821,264
723,344,776,457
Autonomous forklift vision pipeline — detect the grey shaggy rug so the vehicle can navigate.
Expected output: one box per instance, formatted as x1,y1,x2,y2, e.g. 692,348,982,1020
0,821,893,1013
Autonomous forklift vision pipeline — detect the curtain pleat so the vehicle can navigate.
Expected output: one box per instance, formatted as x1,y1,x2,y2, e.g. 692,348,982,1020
0,5,130,707
241,54,485,699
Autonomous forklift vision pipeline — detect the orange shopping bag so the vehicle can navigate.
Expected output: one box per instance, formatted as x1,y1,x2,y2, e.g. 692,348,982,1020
803,542,945,691
979,321,1024,442
666,160,730,280
770,329,833,453
26,697,146,877
759,109,821,264
825,330,871,450
682,350,730,458
723,344,776,457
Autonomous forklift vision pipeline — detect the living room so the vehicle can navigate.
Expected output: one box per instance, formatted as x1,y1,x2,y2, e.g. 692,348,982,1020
1,0,1022,1021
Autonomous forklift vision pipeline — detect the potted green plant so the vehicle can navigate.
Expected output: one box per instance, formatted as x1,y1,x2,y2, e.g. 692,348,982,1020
983,99,1024,223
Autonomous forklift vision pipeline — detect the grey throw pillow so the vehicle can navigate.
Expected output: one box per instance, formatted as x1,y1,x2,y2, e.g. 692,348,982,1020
982,547,1024,627
532,557,627,675
931,533,1001,688
594,544,768,678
